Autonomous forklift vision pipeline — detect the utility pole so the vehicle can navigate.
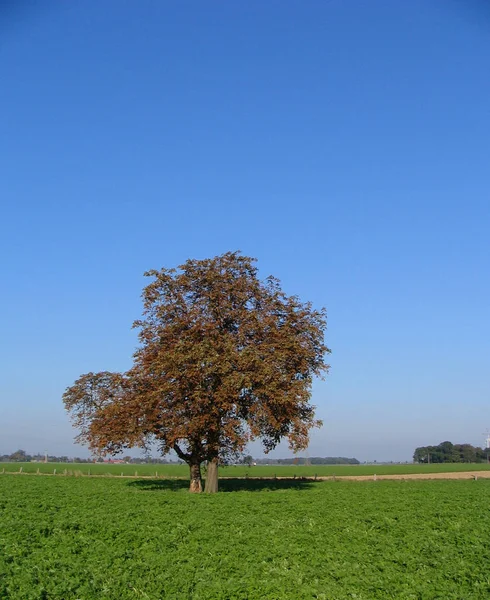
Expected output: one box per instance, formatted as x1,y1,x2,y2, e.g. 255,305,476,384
482,431,490,463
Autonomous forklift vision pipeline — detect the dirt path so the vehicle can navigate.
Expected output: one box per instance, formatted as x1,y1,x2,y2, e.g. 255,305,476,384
314,471,490,481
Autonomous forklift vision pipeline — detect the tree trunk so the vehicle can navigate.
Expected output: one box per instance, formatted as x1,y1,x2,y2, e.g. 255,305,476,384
204,457,219,493
189,462,202,493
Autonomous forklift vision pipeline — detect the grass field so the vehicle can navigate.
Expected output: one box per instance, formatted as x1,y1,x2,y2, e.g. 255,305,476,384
1,475,490,599
2,461,490,478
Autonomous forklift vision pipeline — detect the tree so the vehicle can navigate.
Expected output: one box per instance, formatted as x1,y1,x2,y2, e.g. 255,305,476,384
63,252,330,492
413,447,428,463
9,449,28,462
413,441,486,464
240,454,254,467
455,444,477,463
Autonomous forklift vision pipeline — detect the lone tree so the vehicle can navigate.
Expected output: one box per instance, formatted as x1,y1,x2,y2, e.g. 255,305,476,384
63,252,330,492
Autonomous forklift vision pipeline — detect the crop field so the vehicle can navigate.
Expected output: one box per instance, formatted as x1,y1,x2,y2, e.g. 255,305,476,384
1,476,490,599
2,461,490,478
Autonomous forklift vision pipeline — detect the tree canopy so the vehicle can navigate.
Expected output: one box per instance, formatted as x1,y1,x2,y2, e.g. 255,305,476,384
413,441,488,464
63,252,330,492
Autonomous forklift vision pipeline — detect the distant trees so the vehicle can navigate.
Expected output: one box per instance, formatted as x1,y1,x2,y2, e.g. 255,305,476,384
0,450,86,463
63,252,330,493
253,456,360,465
310,457,360,465
0,450,219,465
1,450,44,462
413,441,488,464
8,449,28,462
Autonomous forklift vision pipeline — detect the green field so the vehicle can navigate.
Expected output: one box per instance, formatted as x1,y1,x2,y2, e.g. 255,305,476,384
1,475,490,599
2,461,490,478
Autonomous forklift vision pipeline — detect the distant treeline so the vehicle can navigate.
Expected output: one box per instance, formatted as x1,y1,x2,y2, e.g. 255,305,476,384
1,450,360,466
413,441,489,464
253,457,360,465
1,450,75,463
0,450,180,464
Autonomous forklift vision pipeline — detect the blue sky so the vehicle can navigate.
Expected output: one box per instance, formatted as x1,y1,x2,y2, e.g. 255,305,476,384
1,1,489,461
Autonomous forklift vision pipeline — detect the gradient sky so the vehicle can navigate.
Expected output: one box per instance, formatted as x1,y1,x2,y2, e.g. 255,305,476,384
1,1,489,462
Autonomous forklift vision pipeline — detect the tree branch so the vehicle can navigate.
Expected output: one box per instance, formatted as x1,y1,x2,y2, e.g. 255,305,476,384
173,442,190,462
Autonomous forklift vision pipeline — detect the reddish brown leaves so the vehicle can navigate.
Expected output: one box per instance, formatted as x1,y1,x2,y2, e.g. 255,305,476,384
63,252,330,468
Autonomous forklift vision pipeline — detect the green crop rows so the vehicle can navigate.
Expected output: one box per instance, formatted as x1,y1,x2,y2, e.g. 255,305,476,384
1,476,490,599
2,461,490,478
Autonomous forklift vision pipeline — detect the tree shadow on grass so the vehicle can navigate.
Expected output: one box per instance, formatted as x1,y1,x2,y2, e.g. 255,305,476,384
128,477,317,493
220,478,316,492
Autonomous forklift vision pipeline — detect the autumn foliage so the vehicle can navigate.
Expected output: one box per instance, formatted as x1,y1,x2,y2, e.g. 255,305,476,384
63,252,330,492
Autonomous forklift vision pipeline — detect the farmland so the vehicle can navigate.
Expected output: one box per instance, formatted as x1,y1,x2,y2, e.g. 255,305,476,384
1,476,490,599
2,461,490,478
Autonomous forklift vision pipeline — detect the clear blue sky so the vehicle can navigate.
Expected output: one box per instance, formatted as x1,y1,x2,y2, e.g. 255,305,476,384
1,1,489,462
